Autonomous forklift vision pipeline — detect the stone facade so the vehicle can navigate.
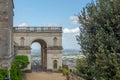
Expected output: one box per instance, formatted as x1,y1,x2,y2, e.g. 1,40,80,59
0,0,62,71
13,27,62,71
0,0,14,68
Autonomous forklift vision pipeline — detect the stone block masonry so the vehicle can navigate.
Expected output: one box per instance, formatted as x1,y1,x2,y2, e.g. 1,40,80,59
0,0,14,68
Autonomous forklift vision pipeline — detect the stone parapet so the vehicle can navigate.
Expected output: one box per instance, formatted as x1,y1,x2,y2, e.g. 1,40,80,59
13,27,62,33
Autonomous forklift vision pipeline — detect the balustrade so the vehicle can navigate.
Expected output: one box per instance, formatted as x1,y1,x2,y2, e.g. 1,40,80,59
13,27,62,32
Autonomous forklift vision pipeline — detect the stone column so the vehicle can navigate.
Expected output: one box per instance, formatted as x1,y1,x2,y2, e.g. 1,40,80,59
41,46,44,70
43,47,47,70
44,48,47,70
42,48,45,70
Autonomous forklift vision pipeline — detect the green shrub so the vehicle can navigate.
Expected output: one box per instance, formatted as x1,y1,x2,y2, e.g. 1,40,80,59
62,67,70,76
15,55,29,69
10,55,29,80
0,69,8,80
58,66,62,72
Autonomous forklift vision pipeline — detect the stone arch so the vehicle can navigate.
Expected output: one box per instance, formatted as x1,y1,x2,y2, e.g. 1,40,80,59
31,39,47,70
53,37,58,46
31,39,47,48
13,27,62,71
20,37,25,46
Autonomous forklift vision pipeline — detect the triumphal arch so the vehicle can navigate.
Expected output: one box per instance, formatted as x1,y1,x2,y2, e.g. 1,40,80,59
0,0,62,71
13,27,62,70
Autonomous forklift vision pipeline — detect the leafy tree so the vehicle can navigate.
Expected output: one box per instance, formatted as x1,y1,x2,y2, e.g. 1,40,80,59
75,58,88,78
76,0,120,80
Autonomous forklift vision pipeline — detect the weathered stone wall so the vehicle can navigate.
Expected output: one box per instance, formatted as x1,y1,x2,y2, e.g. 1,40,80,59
13,32,62,47
47,50,62,70
0,0,14,68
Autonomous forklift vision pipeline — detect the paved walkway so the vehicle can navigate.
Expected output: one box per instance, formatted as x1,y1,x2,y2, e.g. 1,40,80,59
23,72,66,80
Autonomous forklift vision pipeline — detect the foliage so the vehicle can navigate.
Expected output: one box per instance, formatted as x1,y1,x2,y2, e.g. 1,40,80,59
62,68,70,75
15,55,29,69
76,0,120,80
0,69,8,80
58,66,62,72
61,66,70,76
10,55,29,80
75,58,88,78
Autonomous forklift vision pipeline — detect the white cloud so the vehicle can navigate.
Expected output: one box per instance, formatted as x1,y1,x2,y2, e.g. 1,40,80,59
40,23,62,27
63,27,80,33
70,16,79,25
18,22,29,27
46,24,61,27
62,31,80,50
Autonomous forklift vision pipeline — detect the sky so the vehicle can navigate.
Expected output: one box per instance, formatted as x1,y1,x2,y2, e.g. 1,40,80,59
14,0,92,50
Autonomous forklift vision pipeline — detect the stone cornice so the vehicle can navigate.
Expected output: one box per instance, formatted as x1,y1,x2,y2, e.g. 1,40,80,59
17,46,31,50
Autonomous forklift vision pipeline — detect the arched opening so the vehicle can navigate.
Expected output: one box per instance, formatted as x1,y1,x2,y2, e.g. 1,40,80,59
31,39,47,72
53,60,57,69
20,37,25,46
31,42,41,72
53,37,57,46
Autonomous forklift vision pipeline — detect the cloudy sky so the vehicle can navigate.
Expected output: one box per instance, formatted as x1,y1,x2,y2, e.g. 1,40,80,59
14,0,91,50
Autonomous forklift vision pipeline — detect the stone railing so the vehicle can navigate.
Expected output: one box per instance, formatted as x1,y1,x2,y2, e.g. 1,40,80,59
13,27,62,33
69,74,86,80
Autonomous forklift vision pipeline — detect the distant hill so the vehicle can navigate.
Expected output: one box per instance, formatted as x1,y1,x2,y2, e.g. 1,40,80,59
63,49,80,53
31,49,41,56
62,49,81,56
